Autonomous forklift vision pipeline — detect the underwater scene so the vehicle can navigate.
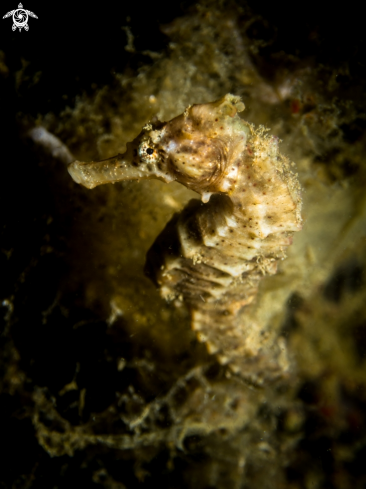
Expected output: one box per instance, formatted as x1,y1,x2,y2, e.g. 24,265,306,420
1,1,366,487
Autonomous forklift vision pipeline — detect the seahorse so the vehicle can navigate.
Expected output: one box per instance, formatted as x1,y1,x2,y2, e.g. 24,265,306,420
68,94,302,384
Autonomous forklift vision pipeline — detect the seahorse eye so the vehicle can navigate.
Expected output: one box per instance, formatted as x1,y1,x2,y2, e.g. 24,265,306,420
138,140,159,163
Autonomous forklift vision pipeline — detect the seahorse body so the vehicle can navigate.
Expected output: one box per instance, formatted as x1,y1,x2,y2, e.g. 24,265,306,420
68,95,302,383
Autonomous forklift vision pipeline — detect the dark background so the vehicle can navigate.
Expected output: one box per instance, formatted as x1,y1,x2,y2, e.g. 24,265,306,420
1,1,365,488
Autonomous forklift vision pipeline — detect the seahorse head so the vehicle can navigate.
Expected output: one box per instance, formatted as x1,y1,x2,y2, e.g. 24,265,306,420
68,95,249,202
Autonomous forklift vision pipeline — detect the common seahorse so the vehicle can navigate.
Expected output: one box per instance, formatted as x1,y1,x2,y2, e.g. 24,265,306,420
68,94,302,384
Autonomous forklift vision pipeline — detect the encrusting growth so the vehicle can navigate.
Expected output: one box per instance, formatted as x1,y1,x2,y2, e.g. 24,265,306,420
68,94,302,383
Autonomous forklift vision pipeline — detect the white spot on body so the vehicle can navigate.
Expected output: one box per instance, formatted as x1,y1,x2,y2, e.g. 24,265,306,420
165,140,178,153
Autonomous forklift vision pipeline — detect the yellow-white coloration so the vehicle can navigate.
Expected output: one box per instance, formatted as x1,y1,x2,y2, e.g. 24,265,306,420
68,95,302,383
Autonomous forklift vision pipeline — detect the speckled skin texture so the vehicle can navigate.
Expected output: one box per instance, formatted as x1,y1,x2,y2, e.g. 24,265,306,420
68,94,302,383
